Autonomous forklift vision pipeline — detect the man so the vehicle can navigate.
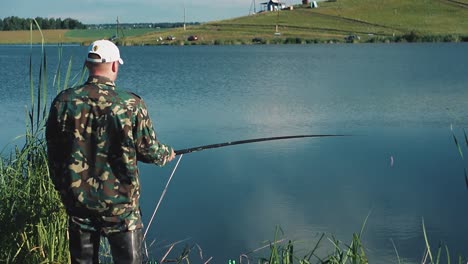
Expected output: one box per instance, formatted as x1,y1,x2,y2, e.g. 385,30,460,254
46,39,175,263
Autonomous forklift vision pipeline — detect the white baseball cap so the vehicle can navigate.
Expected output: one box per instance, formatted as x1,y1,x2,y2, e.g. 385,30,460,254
86,40,124,64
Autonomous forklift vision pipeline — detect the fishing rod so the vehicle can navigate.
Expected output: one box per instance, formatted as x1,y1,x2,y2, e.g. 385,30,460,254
174,134,347,155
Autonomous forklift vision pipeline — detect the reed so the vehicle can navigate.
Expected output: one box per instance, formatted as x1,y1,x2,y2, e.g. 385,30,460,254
237,213,466,264
0,143,68,263
0,19,76,263
451,124,468,188
419,217,468,264
246,218,370,264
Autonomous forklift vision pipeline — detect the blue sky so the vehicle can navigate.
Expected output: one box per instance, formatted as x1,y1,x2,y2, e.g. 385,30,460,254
0,0,301,24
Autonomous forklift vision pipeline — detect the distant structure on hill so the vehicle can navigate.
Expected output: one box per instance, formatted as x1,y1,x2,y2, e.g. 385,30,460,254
250,0,320,15
260,0,286,12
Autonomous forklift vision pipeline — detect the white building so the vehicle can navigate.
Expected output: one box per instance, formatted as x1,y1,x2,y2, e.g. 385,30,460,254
260,0,286,12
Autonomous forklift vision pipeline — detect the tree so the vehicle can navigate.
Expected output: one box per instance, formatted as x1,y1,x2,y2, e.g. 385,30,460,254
49,18,57,29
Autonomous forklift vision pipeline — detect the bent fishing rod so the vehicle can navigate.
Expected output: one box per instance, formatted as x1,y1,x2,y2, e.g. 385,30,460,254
174,134,348,155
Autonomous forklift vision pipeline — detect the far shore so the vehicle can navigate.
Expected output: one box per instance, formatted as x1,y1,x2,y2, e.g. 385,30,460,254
1,30,468,46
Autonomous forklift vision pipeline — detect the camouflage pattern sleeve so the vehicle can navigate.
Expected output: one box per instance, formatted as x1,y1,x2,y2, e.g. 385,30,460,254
133,99,173,166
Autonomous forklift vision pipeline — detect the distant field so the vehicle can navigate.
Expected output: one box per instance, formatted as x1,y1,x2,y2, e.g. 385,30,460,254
0,30,69,44
65,28,159,44
0,28,160,44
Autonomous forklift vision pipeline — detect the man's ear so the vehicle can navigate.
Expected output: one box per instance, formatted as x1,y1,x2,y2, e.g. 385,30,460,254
111,61,117,73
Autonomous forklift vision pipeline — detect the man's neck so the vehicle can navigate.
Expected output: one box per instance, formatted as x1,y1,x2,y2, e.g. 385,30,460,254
87,75,116,87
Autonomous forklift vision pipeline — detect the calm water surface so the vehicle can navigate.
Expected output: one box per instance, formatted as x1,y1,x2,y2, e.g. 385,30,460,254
1,43,468,263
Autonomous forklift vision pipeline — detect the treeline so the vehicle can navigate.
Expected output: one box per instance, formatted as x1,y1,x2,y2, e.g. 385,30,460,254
0,16,87,31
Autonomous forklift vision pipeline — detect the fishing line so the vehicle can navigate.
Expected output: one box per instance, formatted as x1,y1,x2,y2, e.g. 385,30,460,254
142,134,346,255
144,154,184,240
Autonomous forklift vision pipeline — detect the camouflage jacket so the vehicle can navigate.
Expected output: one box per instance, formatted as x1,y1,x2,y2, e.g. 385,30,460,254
46,75,173,223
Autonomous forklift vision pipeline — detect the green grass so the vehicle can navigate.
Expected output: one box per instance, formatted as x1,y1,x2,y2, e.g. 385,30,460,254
316,0,468,35
0,140,69,263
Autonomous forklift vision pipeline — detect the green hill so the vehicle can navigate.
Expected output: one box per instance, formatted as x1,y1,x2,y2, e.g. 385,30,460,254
126,0,468,45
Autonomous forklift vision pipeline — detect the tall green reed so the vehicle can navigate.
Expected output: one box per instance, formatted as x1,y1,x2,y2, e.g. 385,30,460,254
238,224,368,264
245,232,365,264
452,128,468,188
246,213,466,264
0,19,83,263
325,213,370,264
420,218,468,264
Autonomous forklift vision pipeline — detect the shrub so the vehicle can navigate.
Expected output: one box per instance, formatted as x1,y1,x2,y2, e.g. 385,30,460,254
284,37,304,44
401,31,421,42
252,37,266,44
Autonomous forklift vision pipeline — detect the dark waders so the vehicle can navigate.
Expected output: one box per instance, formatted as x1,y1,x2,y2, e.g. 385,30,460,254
69,224,143,264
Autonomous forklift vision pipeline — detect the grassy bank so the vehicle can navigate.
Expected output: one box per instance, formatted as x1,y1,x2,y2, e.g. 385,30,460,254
1,0,468,45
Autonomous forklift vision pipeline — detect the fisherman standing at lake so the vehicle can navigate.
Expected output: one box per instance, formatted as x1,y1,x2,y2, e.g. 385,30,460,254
46,39,175,263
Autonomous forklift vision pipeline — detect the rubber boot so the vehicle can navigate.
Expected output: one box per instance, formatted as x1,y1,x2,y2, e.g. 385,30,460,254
68,226,101,264
107,229,143,264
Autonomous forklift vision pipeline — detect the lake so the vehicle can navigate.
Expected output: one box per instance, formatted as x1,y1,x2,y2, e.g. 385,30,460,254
1,43,467,263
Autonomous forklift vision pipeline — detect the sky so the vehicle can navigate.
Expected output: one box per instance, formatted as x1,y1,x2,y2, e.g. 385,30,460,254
0,0,301,24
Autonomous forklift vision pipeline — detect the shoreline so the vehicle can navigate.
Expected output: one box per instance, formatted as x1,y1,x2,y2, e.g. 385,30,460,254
1,36,468,46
